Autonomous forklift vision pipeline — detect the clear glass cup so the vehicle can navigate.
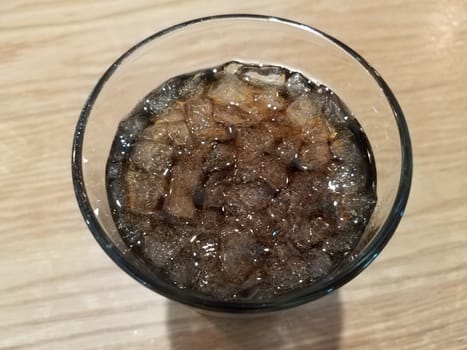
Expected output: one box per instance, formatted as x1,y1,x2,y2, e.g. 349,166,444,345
72,14,412,313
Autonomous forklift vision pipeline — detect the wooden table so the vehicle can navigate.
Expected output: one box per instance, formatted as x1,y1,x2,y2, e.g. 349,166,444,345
1,1,466,349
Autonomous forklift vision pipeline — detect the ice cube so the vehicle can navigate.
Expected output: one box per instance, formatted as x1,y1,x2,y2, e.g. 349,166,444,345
220,228,258,283
297,141,331,171
125,169,167,214
212,105,249,126
118,113,149,141
203,143,236,173
163,156,203,220
285,171,327,216
191,233,220,260
180,72,210,99
163,189,196,220
198,209,224,230
254,87,287,111
302,115,333,143
256,157,289,190
208,73,254,106
235,127,275,160
222,61,243,74
285,73,312,97
143,224,188,267
265,246,333,288
238,64,287,87
289,216,333,250
233,272,265,298
118,214,152,249
166,121,191,146
322,230,357,256
155,107,186,123
235,155,288,190
223,182,273,215
286,95,322,126
166,248,194,288
332,192,376,230
130,140,174,175
275,137,302,165
145,108,191,146
306,249,333,280
263,245,311,291
261,121,295,138
181,231,234,297
329,130,362,163
231,212,276,240
185,96,213,119
185,97,229,141
268,190,291,221
237,104,270,124
193,263,227,297
202,170,233,209
139,123,170,144
240,282,274,300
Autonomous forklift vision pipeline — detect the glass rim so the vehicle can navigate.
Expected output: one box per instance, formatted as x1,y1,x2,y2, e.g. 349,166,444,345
72,14,413,313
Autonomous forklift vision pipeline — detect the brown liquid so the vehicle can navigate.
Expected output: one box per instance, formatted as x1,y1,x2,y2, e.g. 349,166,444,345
106,61,376,301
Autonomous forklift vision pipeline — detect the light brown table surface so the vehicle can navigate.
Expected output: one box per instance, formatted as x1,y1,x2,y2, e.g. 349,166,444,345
1,1,466,349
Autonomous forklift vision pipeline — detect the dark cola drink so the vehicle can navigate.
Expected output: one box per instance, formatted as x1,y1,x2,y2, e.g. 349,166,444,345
106,61,376,300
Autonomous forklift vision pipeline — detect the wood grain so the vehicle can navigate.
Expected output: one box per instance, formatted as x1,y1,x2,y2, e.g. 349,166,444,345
1,0,466,349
